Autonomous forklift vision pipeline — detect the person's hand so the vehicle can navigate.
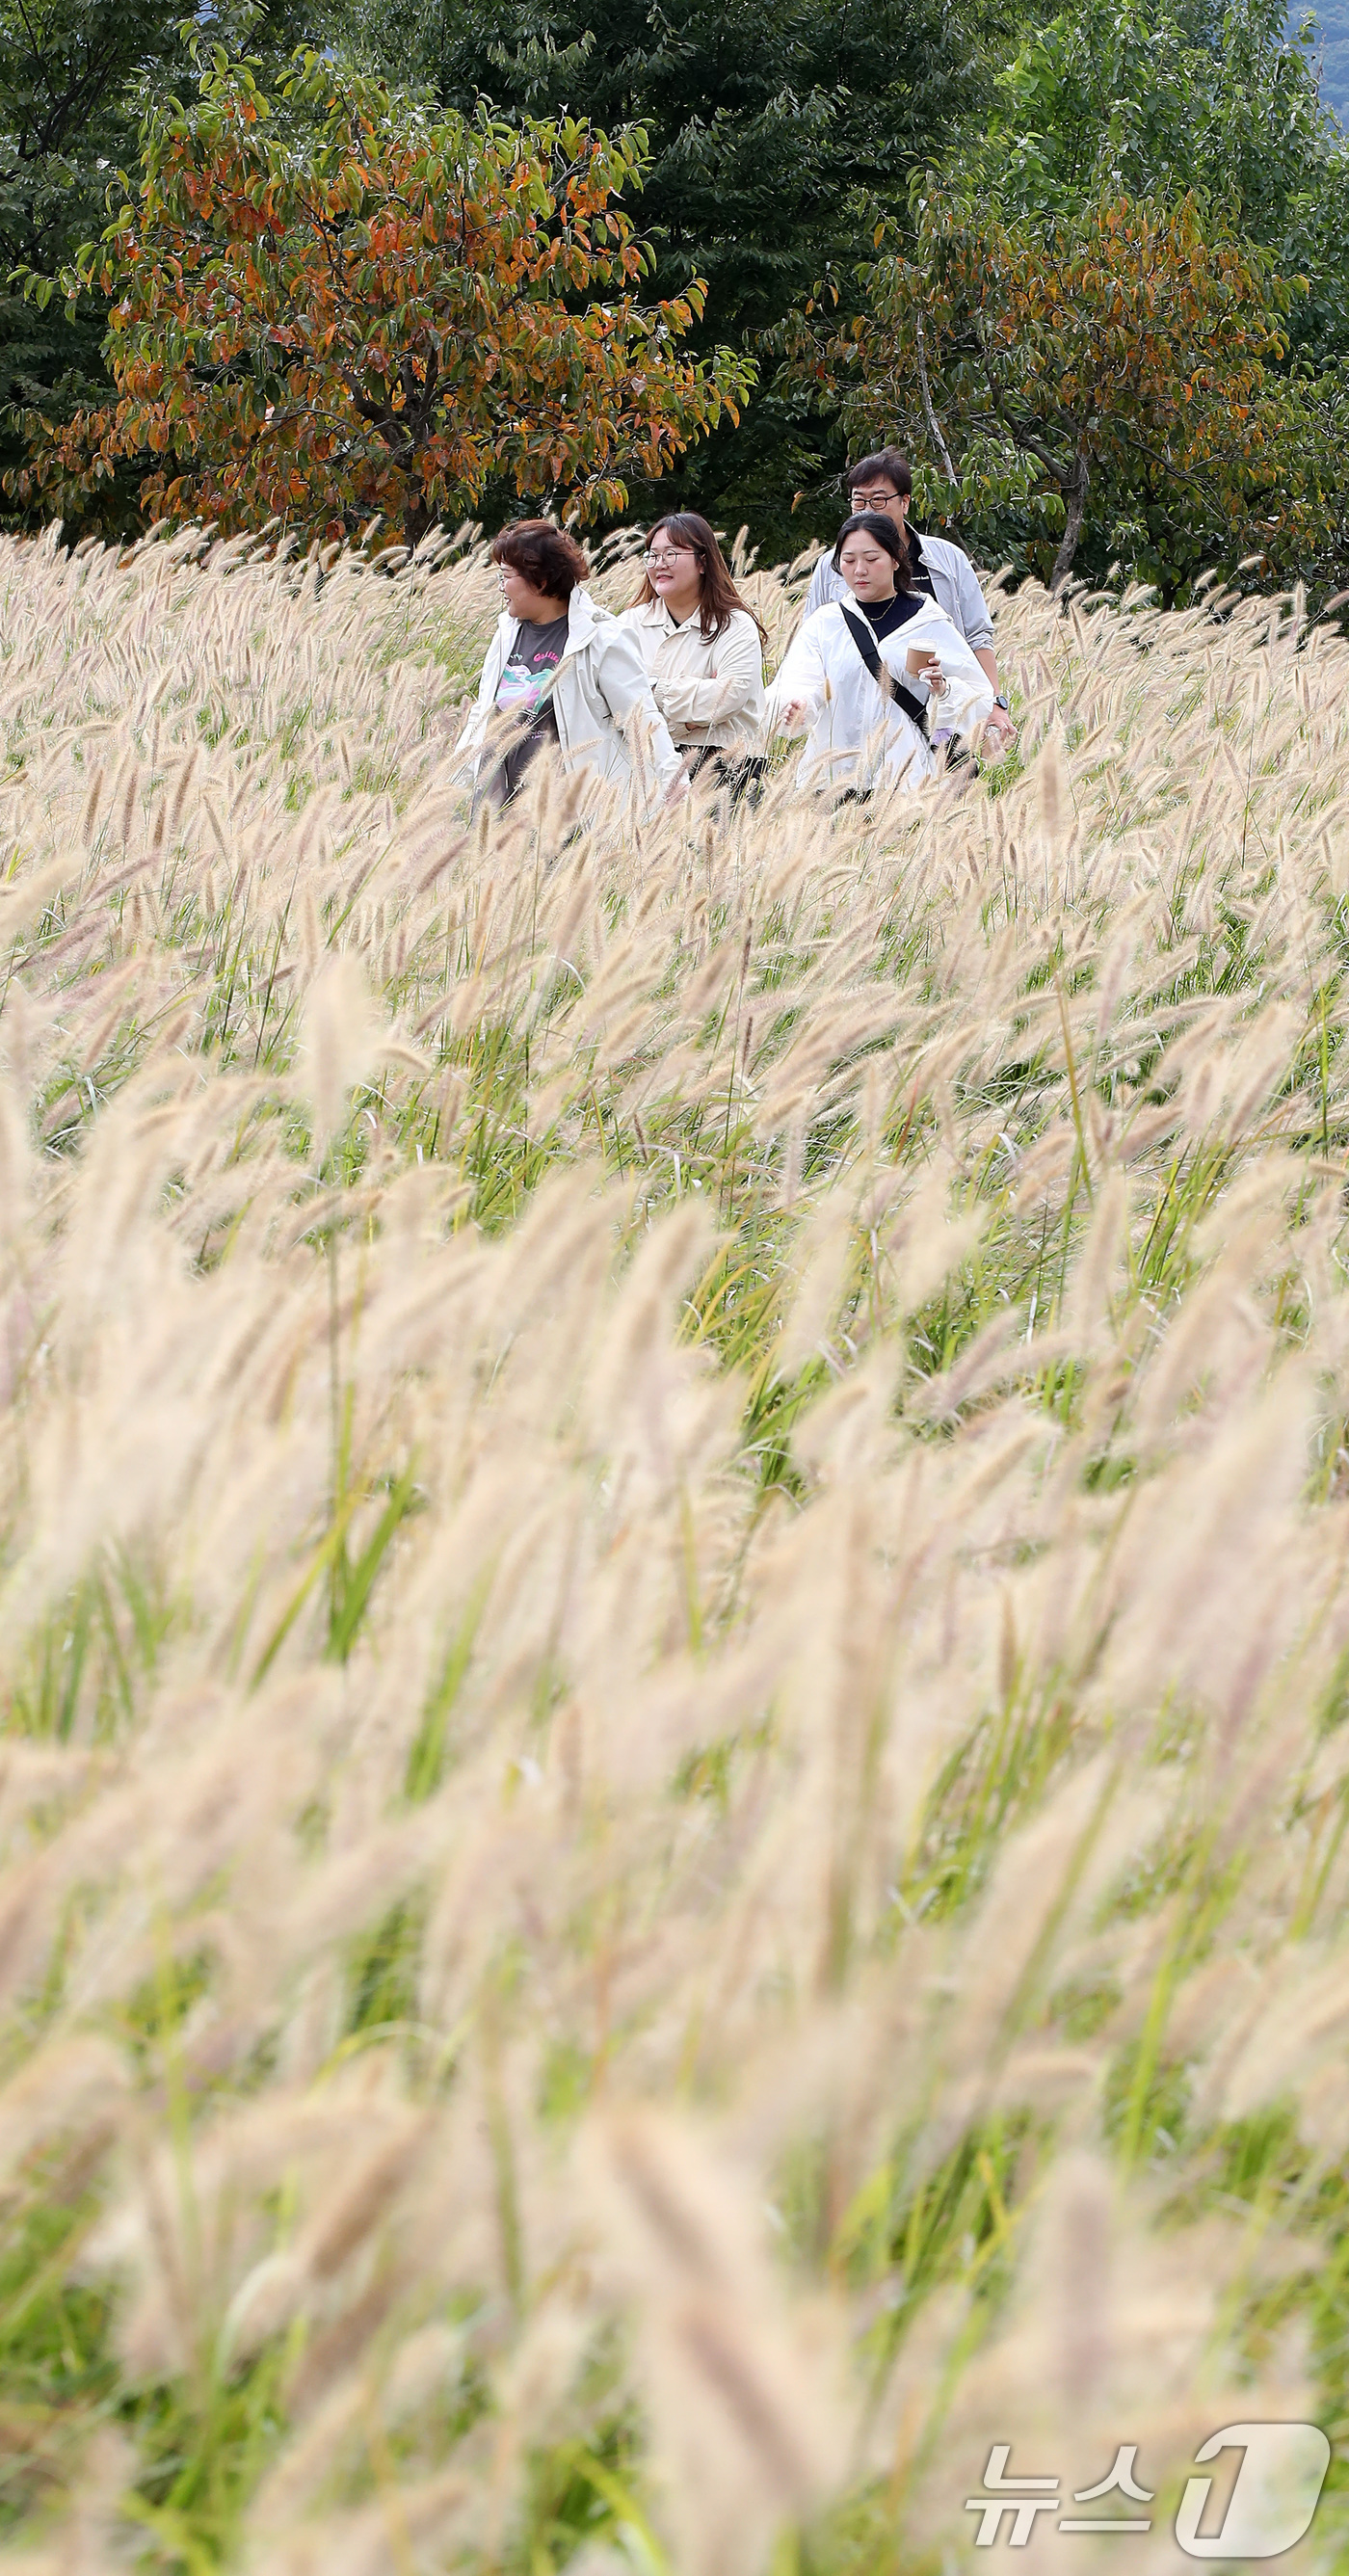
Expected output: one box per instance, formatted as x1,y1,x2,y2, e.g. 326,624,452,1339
982,703,1017,751
778,699,807,728
908,651,948,700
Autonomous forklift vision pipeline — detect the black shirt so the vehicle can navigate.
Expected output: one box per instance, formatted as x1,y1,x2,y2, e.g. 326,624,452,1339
905,526,939,600
860,592,926,643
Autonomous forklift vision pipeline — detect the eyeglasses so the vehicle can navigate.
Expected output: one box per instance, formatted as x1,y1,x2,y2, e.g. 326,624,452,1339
643,547,696,569
850,490,903,512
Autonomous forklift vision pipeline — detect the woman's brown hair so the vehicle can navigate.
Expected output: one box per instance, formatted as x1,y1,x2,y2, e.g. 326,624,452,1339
490,519,589,600
633,514,767,644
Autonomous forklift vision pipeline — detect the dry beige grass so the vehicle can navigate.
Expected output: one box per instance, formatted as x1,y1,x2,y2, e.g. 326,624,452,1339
1,521,1349,2573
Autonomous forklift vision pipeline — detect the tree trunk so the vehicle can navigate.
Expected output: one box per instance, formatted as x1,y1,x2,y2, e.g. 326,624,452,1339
1050,447,1090,591
403,493,433,552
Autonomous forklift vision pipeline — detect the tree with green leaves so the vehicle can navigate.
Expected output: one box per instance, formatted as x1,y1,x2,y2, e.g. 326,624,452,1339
0,0,178,502
780,0,1349,594
1309,0,1349,122
956,0,1349,360
4,0,1347,582
320,0,978,557
787,186,1299,592
8,38,753,546
0,0,331,519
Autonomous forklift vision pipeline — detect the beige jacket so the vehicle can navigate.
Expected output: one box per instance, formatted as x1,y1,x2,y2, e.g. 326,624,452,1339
457,585,683,816
620,599,766,752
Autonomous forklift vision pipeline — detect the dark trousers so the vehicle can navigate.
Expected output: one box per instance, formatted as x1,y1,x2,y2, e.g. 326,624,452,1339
687,747,769,806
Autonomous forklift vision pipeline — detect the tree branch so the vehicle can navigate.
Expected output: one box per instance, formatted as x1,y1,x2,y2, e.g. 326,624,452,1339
1050,443,1090,590
914,309,956,484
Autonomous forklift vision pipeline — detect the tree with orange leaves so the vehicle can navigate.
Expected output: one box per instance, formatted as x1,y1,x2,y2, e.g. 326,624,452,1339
786,186,1300,593
8,38,754,548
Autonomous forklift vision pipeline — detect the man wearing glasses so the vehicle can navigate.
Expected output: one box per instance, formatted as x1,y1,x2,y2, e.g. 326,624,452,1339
804,446,1015,748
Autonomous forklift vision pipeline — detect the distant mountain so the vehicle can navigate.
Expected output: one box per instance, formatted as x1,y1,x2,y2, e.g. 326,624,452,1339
1306,0,1349,120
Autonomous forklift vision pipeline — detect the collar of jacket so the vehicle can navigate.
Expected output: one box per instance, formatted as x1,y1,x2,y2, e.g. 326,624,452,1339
631,596,691,631
496,582,605,665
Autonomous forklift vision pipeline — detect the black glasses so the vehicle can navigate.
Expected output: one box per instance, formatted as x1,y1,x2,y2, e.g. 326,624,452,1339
850,490,902,512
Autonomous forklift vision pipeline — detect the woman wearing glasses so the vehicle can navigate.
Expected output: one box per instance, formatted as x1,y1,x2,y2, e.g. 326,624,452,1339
457,519,685,816
621,515,767,791
767,512,992,799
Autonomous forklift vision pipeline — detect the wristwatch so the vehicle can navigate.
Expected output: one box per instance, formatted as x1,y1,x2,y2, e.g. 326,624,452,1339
993,692,1010,709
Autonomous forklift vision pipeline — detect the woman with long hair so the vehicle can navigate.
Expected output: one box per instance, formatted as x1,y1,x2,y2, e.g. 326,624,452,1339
621,513,766,789
768,512,992,798
457,519,685,817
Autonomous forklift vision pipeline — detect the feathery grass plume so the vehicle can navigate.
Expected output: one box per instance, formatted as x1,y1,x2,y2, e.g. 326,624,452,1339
908,2171,1319,2571
2,527,1349,2568
0,2034,128,2184
297,953,380,1155
586,2104,852,2575
248,2470,480,2576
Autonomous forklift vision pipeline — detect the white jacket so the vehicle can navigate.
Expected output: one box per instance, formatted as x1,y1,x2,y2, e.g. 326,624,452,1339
619,598,766,752
767,598,993,794
805,531,995,652
458,585,684,814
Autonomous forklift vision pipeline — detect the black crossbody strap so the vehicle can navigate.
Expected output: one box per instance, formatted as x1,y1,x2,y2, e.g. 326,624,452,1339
839,604,930,735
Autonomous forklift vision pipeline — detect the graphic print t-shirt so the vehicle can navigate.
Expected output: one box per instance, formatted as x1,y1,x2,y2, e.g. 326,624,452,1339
489,614,569,804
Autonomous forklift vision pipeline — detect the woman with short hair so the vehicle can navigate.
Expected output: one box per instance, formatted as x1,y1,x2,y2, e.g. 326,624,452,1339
768,512,992,797
457,519,685,815
620,513,766,790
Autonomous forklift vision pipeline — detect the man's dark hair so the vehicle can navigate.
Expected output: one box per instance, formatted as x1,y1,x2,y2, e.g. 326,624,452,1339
489,518,589,599
831,510,916,592
845,447,913,502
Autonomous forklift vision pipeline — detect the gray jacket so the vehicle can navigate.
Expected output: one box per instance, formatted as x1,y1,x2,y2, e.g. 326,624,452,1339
804,530,995,653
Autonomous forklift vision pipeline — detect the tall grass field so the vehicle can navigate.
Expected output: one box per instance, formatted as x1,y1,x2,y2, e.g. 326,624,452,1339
3,522,1349,2574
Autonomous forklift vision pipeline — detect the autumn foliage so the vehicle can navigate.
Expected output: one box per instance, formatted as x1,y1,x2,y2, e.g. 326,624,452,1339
9,42,753,546
791,189,1297,588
